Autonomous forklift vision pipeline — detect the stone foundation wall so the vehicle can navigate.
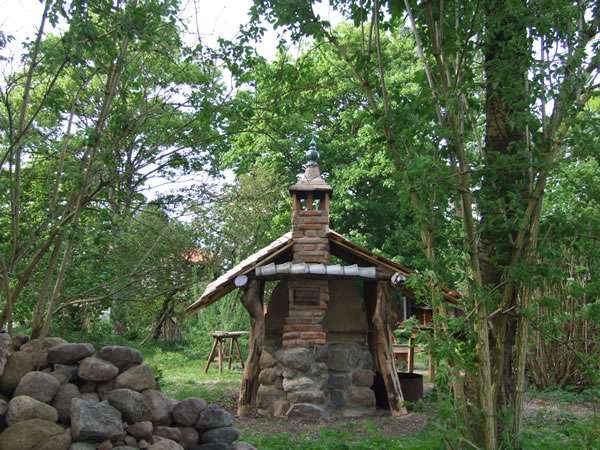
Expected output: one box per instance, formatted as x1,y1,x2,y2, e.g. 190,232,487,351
256,342,375,419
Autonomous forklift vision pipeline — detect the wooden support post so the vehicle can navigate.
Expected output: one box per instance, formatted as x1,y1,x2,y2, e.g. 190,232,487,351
237,280,264,417
373,281,407,416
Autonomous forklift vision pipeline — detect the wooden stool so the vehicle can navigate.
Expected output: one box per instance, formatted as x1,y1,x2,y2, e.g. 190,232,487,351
204,331,248,373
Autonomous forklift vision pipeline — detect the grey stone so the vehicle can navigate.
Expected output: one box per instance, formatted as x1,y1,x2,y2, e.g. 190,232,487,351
148,437,183,450
53,383,80,423
328,373,351,389
69,443,96,450
97,440,113,450
272,399,290,417
282,376,316,392
7,395,58,424
143,389,170,425
0,418,64,449
352,370,374,387
97,379,116,400
201,426,240,444
348,386,375,407
19,338,66,370
80,392,100,402
181,426,199,448
108,388,145,423
78,357,119,382
98,346,143,371
11,334,29,351
127,421,153,440
357,349,374,370
79,381,96,394
15,370,61,403
286,403,328,420
124,435,137,446
0,333,13,378
0,351,37,391
70,398,125,442
277,348,312,371
37,429,72,450
116,364,156,391
256,385,285,410
286,389,326,404
154,425,182,441
113,447,138,450
330,389,347,408
171,397,207,427
47,343,94,365
195,406,232,431
258,367,280,385
258,350,276,369
327,344,356,372
54,364,78,381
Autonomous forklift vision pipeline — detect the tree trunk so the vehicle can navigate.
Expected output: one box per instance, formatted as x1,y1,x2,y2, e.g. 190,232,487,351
373,281,407,416
237,280,264,417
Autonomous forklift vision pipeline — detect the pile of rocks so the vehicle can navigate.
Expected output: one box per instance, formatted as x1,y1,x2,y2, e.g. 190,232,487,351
0,334,253,450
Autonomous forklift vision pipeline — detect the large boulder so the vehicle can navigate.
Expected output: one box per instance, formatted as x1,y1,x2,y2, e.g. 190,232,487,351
52,383,80,423
20,337,68,369
0,351,37,391
14,370,61,403
115,364,156,391
37,429,72,450
47,343,94,365
0,418,64,449
142,390,170,425
78,357,119,382
11,334,29,351
107,389,145,423
126,421,153,440
6,395,58,424
171,397,206,427
98,346,143,371
201,427,240,445
181,427,199,448
70,398,124,442
0,333,13,378
195,406,232,431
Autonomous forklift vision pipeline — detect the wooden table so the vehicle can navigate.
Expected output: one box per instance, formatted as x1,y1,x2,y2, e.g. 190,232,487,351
204,331,248,373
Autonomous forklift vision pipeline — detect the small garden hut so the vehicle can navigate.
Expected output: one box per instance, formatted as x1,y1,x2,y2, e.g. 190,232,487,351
186,142,459,419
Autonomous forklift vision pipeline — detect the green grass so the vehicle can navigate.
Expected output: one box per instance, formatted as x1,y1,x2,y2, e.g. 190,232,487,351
241,428,444,450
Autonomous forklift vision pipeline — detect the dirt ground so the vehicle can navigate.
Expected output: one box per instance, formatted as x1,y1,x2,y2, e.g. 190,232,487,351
214,386,431,439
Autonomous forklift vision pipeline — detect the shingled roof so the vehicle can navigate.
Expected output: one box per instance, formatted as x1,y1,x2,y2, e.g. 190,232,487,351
186,230,460,313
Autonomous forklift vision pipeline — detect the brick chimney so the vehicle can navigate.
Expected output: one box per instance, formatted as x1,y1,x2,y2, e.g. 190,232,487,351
283,138,332,349
288,139,332,264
